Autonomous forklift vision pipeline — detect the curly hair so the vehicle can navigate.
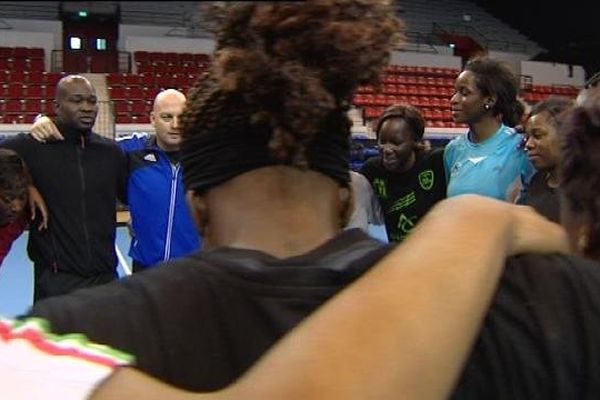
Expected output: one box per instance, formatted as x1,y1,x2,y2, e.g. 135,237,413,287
463,56,520,126
0,149,30,224
375,103,426,141
560,102,600,259
181,0,404,169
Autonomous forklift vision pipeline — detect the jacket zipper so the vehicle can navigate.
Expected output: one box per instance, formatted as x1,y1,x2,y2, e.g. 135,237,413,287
78,135,93,268
163,162,179,261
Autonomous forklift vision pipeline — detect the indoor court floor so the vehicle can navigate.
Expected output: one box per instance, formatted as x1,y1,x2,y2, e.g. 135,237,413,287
0,227,133,318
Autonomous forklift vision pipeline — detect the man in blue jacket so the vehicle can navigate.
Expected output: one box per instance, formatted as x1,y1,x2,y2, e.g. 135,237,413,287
31,89,202,272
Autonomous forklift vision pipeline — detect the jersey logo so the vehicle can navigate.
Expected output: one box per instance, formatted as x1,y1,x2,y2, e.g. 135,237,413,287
373,178,388,199
418,169,434,190
468,156,487,164
389,191,416,212
143,153,157,162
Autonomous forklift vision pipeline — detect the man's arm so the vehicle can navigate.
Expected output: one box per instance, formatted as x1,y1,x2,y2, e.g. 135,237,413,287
27,184,48,230
30,115,64,142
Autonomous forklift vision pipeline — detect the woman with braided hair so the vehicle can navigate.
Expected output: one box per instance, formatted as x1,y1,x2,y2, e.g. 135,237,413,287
6,1,600,399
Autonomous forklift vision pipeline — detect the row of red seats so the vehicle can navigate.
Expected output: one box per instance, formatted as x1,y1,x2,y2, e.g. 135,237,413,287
134,51,210,63
113,99,153,115
356,85,454,97
528,85,579,95
378,75,455,87
0,47,44,59
383,65,459,78
1,71,65,84
354,94,451,108
0,114,39,124
115,113,151,124
0,99,54,114
136,63,208,75
0,58,45,71
520,91,578,104
109,86,191,100
1,84,57,99
363,106,452,121
107,73,199,88
1,71,62,85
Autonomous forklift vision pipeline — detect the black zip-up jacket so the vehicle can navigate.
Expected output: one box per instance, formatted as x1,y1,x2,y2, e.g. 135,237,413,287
0,129,127,277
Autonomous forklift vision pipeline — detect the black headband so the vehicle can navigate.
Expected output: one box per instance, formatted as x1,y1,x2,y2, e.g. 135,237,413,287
182,124,351,194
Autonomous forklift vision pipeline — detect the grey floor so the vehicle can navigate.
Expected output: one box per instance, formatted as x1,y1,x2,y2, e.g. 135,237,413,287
0,227,133,318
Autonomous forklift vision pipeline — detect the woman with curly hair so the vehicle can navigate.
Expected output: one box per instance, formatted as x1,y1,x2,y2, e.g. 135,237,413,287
0,149,47,267
7,2,600,399
560,98,600,260
445,57,534,200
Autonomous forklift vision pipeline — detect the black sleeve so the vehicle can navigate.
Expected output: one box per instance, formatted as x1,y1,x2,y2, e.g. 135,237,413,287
429,148,446,188
116,146,129,205
0,134,33,162
359,156,379,183
452,253,600,400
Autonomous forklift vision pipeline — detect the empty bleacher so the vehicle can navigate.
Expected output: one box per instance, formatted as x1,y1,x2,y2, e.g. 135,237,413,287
0,46,62,124
0,45,583,131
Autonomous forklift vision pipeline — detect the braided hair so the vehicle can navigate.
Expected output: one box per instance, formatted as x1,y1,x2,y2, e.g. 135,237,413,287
560,101,600,259
180,0,404,192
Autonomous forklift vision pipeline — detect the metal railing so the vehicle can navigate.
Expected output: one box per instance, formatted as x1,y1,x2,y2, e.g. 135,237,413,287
51,50,132,74
431,23,531,54
402,31,439,54
93,100,115,139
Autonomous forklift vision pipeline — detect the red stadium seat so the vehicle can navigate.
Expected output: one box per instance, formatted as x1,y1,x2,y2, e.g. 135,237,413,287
123,74,141,86
107,73,125,86
28,58,45,71
109,87,127,100
134,51,149,62
115,114,132,124
26,71,45,84
130,101,146,115
5,99,24,112
113,100,130,114
13,47,28,58
5,84,25,98
24,100,42,113
24,85,45,99
131,114,150,124
11,59,27,70
10,71,26,83
27,48,44,59
127,87,144,99
0,47,12,58
45,72,65,86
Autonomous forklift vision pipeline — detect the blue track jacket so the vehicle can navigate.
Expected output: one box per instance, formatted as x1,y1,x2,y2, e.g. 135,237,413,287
118,132,201,268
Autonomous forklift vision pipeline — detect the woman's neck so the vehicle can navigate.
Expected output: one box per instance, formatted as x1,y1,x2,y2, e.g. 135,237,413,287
201,167,346,258
545,169,560,188
469,118,501,143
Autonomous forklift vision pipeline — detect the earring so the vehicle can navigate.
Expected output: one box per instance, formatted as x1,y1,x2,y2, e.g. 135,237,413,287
484,103,491,111
577,227,589,253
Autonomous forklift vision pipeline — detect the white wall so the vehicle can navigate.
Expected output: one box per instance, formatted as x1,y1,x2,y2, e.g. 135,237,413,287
521,60,585,87
120,24,214,53
0,18,61,71
487,50,533,76
391,49,461,69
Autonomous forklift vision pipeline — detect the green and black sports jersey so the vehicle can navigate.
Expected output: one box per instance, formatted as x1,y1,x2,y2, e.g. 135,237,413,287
360,148,446,242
